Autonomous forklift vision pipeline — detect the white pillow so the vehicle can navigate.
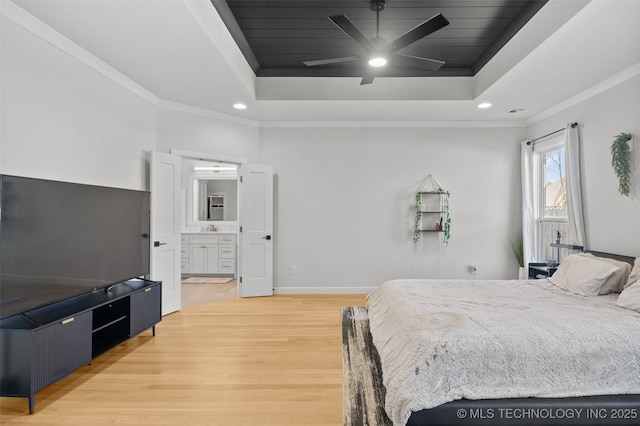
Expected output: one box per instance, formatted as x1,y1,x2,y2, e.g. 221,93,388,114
549,254,618,296
624,258,640,289
577,253,631,294
617,279,640,312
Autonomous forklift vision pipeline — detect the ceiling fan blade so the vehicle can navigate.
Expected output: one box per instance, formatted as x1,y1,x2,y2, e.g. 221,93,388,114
329,15,377,52
360,68,376,85
303,56,360,67
394,54,445,71
385,13,450,53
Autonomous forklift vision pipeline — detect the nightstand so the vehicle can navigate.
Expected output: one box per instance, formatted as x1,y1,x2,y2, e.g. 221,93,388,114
528,263,557,279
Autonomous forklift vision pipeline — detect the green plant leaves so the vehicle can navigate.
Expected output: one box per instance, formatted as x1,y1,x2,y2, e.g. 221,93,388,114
413,191,450,244
611,132,632,197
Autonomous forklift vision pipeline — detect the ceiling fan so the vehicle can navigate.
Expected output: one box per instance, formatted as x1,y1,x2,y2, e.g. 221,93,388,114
303,0,450,85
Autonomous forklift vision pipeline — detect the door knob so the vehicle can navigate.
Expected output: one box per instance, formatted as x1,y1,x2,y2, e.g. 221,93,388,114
153,241,167,247
261,235,272,240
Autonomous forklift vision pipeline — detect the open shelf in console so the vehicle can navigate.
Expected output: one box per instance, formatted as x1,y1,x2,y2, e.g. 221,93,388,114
92,297,130,357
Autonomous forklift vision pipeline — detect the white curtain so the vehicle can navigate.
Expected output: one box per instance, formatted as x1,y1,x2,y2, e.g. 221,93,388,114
521,141,535,267
564,123,587,247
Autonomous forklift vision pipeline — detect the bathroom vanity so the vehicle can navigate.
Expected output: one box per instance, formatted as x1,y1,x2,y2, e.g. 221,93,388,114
180,233,237,276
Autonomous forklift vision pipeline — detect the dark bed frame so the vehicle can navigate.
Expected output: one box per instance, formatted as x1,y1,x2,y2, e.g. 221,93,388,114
407,250,639,426
584,250,636,265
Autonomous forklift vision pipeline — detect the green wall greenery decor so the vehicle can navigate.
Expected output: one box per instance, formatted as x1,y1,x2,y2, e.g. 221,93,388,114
413,175,450,245
413,188,451,245
611,132,633,197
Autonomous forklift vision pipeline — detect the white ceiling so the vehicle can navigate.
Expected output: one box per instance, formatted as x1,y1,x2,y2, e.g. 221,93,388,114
7,0,640,125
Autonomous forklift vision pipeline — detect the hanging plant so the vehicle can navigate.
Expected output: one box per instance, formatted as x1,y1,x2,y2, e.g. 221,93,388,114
611,132,633,196
413,192,422,243
442,209,451,245
438,188,451,245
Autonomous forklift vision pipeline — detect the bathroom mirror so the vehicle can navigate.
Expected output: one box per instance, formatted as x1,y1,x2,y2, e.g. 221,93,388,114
191,178,238,222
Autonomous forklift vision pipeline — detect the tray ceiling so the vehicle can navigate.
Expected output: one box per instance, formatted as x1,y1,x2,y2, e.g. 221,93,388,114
214,0,547,78
8,0,637,122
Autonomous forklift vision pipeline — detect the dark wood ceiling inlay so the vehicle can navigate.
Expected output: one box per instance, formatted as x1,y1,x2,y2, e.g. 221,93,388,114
212,0,547,78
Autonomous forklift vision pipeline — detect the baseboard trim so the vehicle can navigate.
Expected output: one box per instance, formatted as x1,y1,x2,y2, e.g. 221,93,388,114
274,286,375,295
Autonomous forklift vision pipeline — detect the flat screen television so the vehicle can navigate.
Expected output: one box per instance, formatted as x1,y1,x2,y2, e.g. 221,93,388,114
0,175,150,320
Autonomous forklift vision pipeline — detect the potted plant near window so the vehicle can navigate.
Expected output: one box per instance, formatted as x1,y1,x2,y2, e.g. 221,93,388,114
511,233,525,279
611,132,633,196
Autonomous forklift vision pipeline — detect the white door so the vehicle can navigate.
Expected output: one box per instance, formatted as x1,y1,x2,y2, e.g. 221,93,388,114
239,164,274,297
150,151,181,315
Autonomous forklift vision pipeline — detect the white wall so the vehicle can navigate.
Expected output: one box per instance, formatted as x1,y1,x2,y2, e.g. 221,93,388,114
6,0,635,295
1,11,260,192
0,16,156,191
259,125,525,292
527,74,640,257
155,108,259,161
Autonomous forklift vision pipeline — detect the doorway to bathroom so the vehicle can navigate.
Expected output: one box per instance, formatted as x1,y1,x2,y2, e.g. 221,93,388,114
179,157,239,307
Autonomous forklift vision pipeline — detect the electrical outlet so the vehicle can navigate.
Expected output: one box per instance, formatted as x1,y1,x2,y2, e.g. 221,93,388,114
470,264,478,275
290,266,297,275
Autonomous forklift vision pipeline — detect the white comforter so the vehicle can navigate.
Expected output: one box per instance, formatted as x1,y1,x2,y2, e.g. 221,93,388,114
366,279,640,426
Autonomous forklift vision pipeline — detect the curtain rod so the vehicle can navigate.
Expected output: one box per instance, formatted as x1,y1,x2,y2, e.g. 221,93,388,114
526,122,578,145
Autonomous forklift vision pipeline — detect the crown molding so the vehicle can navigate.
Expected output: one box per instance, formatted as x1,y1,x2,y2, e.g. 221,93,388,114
2,0,259,128
1,1,526,131
157,99,259,127
170,149,247,165
10,0,632,132
527,62,640,126
2,0,160,106
259,120,526,129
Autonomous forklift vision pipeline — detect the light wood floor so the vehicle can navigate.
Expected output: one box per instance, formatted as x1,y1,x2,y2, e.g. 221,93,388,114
181,278,238,308
0,293,367,425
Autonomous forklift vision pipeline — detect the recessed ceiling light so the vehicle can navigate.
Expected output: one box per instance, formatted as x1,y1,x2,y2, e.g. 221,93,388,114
478,102,492,109
233,103,247,110
368,57,387,67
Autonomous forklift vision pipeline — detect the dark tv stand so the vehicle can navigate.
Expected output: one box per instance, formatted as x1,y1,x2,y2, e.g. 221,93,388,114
0,278,161,414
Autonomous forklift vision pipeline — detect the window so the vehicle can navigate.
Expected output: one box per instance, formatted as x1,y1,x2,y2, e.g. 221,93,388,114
534,138,568,262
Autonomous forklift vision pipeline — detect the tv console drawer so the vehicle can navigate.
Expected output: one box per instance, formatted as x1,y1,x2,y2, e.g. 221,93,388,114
33,311,93,392
0,311,93,412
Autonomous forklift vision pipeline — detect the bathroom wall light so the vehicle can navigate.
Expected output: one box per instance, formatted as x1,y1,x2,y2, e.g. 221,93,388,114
194,166,237,171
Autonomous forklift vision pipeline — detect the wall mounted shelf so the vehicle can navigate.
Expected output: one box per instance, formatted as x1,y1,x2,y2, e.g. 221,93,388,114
413,175,451,244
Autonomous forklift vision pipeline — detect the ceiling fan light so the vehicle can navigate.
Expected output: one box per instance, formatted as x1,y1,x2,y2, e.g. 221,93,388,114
368,57,387,67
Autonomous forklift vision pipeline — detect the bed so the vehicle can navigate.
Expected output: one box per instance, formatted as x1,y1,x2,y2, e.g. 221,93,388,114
366,251,640,426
